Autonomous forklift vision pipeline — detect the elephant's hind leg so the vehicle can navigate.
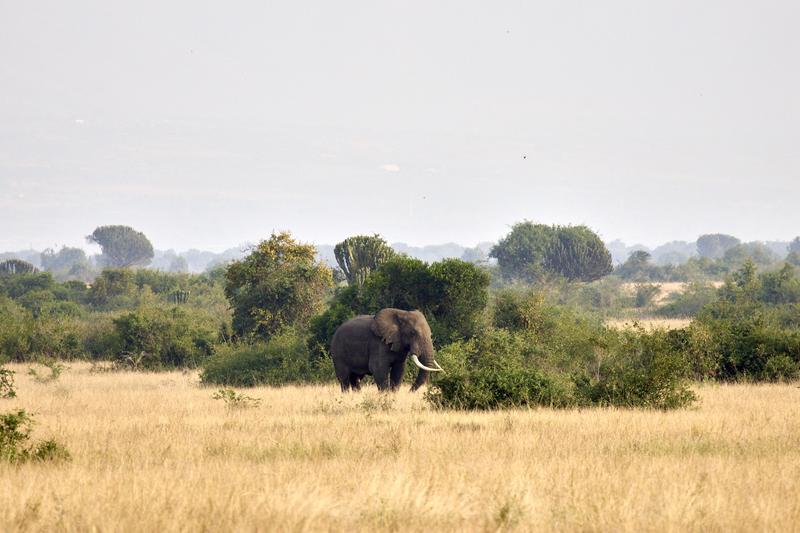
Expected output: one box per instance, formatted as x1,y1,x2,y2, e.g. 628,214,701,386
334,360,351,392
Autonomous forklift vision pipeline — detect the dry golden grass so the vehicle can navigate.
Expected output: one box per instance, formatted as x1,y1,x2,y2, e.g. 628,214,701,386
621,281,724,307
605,317,693,331
2,363,799,532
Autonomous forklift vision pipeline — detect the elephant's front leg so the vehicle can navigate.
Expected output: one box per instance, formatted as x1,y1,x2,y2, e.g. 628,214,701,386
389,358,406,391
371,359,391,391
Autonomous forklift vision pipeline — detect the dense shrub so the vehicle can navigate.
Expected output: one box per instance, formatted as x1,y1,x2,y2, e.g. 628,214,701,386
112,305,217,368
0,296,87,361
576,328,696,409
87,269,137,309
427,314,695,410
0,271,57,300
689,307,800,381
200,330,334,386
426,330,577,409
427,365,573,410
685,262,800,381
308,300,357,358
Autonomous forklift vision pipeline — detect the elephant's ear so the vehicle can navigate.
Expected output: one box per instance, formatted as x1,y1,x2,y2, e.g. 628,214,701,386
371,309,404,352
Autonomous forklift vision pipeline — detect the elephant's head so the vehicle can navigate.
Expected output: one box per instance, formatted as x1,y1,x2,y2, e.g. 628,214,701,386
371,308,443,390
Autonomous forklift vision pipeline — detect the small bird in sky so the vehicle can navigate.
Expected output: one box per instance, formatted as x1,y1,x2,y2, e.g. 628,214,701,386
523,155,527,159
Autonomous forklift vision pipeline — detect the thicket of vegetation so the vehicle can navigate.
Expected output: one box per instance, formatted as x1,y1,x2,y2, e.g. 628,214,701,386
2,223,800,411
429,290,695,410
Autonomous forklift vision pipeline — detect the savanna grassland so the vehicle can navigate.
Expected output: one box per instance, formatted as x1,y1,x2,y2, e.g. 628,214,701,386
2,364,799,532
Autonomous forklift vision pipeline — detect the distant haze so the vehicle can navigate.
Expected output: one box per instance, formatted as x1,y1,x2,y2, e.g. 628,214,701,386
2,1,798,252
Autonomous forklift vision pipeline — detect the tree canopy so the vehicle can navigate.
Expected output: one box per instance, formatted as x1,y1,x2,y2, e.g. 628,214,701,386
40,247,91,280
490,222,612,282
788,237,800,254
224,232,333,340
696,234,740,260
87,225,154,268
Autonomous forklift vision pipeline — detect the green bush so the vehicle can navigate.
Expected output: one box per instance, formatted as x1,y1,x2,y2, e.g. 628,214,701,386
112,305,217,368
82,313,119,359
426,317,695,410
576,327,696,409
308,300,356,358
427,365,574,410
0,410,70,463
685,262,800,381
200,329,334,387
0,296,87,361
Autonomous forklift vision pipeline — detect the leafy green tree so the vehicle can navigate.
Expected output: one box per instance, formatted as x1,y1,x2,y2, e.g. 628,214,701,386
333,234,395,287
168,256,189,273
696,234,740,259
490,222,553,282
86,225,154,268
789,237,800,254
427,259,490,341
460,246,488,264
490,222,612,282
40,247,90,280
615,250,653,280
361,255,434,312
787,251,800,267
224,232,333,340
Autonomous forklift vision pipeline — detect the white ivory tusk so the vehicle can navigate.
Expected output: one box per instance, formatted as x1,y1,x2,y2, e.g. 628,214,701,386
411,354,443,372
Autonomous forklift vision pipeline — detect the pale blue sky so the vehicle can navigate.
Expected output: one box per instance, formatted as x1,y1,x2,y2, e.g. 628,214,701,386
1,1,798,252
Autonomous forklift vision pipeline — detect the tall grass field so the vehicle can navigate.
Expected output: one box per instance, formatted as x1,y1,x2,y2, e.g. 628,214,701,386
2,364,799,531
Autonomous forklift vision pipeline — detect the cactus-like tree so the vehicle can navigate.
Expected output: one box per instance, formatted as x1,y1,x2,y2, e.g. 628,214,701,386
334,234,395,287
0,259,38,275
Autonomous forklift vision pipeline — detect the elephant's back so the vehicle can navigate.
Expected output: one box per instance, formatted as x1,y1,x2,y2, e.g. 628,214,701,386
331,315,374,354
332,315,373,337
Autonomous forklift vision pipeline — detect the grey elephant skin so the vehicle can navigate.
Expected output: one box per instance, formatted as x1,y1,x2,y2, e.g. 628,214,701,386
330,308,443,391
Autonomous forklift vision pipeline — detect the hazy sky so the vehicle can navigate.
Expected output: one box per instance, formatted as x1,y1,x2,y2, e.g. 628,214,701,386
2,1,798,252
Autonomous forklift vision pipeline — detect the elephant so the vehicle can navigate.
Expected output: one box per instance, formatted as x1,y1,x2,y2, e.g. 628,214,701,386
330,308,444,392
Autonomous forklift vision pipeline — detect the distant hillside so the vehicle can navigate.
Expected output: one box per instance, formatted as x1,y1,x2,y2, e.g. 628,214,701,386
1,238,793,274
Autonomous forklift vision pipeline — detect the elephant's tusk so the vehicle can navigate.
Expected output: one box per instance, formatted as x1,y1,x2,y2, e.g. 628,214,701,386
432,360,445,371
411,354,443,372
